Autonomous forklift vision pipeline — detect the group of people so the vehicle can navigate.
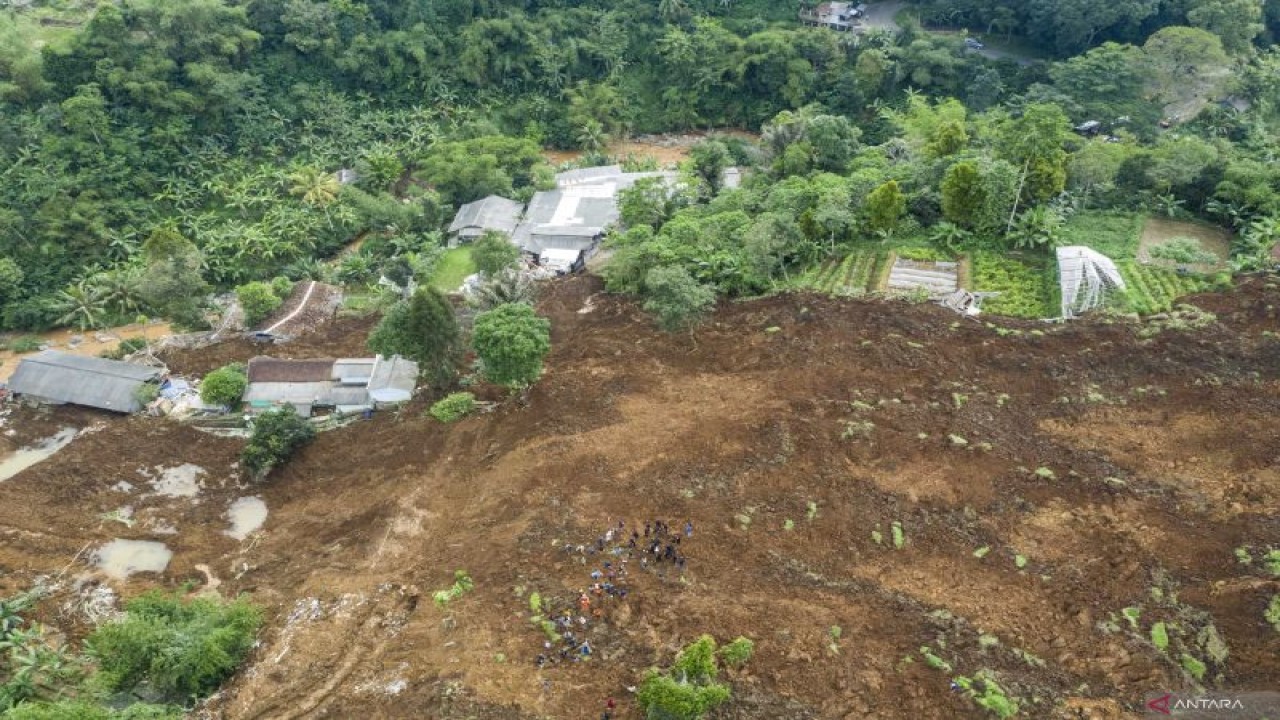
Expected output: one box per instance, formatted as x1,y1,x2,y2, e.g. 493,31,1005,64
535,519,694,670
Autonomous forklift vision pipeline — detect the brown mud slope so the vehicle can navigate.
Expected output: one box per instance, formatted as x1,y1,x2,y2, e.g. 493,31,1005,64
3,276,1280,719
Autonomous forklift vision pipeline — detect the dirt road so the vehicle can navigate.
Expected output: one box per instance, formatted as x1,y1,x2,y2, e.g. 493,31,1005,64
3,276,1280,718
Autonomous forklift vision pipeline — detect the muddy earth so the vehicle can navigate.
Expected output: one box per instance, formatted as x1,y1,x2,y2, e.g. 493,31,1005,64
2,274,1279,719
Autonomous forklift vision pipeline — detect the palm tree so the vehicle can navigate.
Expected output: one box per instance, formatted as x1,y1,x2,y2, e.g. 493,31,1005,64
90,268,145,317
576,119,607,152
469,270,538,311
928,222,971,254
288,167,341,208
53,281,107,331
1153,193,1184,218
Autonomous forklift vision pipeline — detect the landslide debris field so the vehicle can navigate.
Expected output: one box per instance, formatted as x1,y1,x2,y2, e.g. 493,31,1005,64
4,276,1280,719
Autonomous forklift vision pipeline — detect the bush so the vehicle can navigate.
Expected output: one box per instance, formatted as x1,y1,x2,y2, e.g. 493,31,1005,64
100,337,149,360
643,266,716,332
471,231,521,277
1266,596,1280,633
241,407,316,477
637,635,742,720
270,276,294,299
718,637,754,668
429,392,476,423
87,590,261,703
132,383,159,408
472,303,551,388
637,673,731,720
7,336,42,353
236,281,284,328
953,671,1018,718
201,364,248,408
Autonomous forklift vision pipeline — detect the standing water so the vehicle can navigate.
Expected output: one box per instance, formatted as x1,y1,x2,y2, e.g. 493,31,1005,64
224,497,268,540
93,539,172,579
0,428,77,482
148,464,205,498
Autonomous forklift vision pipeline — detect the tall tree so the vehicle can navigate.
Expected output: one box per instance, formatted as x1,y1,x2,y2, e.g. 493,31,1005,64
1187,0,1265,54
367,287,461,387
865,180,906,235
472,303,551,388
643,265,716,332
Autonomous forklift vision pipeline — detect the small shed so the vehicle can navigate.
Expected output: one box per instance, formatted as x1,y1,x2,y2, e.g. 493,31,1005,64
8,351,163,413
243,357,336,416
241,355,418,416
448,195,525,243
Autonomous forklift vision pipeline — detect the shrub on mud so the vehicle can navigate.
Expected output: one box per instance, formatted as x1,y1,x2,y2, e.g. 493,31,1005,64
953,671,1018,718
87,590,261,702
637,635,744,720
429,392,476,423
242,407,316,478
200,364,248,408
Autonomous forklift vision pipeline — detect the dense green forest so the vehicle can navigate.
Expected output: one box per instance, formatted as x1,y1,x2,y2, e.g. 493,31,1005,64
1,0,1279,331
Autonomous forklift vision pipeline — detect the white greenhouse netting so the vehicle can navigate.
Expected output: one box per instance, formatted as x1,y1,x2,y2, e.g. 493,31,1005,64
1056,246,1126,319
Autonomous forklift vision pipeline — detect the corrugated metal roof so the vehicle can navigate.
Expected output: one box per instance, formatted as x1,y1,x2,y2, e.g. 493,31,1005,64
247,357,335,383
243,381,333,405
368,355,418,394
8,351,161,413
448,195,524,235
555,165,622,187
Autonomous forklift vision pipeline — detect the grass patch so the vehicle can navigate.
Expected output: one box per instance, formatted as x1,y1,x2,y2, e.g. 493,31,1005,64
1059,211,1144,260
429,247,476,293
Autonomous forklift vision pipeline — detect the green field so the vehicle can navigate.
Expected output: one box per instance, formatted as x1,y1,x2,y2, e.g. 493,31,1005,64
429,247,476,293
1059,212,1145,260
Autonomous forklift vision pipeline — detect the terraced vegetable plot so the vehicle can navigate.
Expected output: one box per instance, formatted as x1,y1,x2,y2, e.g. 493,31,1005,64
971,251,1056,319
1116,261,1215,315
790,249,881,296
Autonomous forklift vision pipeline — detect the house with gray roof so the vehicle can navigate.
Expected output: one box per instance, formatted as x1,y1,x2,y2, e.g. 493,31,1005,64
7,351,163,413
242,355,418,417
447,195,525,244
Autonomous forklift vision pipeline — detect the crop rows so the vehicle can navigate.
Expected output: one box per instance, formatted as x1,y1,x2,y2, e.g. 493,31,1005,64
1117,261,1213,315
791,250,879,296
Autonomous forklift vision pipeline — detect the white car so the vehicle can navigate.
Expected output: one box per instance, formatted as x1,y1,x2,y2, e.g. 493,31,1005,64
964,38,985,50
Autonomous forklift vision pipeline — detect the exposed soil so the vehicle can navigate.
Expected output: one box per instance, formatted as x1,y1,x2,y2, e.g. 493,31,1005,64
3,274,1280,719
0,321,173,382
256,282,344,336
544,130,760,168
1138,218,1232,272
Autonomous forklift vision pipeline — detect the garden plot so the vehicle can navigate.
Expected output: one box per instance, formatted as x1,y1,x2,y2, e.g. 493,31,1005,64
884,256,959,296
790,249,880,296
1138,218,1231,272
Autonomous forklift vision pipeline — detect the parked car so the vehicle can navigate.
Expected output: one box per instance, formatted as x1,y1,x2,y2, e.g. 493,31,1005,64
964,37,985,50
